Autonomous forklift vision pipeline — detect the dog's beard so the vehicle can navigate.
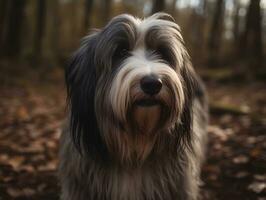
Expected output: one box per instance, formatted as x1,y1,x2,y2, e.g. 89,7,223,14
132,104,161,134
129,94,172,135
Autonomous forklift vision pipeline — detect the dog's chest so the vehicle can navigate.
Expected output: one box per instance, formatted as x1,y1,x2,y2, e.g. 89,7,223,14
88,162,185,200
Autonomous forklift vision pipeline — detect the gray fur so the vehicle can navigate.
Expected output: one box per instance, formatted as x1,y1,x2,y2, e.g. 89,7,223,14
60,13,208,200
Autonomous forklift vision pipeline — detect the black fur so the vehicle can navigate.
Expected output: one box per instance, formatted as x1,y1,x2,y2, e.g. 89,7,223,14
65,33,108,159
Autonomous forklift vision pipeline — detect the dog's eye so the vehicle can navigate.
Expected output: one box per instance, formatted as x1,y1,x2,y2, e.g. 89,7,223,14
156,46,174,65
113,46,129,60
119,48,128,57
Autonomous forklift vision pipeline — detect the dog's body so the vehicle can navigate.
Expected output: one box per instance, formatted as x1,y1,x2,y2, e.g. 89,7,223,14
59,13,208,200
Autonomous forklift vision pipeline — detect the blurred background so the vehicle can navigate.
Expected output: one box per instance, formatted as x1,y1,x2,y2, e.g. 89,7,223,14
0,0,265,199
1,0,266,69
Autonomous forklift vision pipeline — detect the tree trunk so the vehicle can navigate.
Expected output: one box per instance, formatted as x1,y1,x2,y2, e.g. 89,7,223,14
0,0,8,48
1,0,26,57
240,0,263,61
190,0,207,62
50,0,59,59
151,0,165,14
34,0,46,59
101,0,112,26
170,0,178,16
233,0,240,42
84,0,94,30
208,0,224,66
43,0,59,61
200,0,207,16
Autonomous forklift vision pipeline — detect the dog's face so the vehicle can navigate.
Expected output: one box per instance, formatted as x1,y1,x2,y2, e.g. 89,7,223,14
66,13,199,164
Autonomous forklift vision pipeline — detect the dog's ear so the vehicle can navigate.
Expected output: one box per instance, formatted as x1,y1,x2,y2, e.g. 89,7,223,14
66,33,107,157
178,57,205,147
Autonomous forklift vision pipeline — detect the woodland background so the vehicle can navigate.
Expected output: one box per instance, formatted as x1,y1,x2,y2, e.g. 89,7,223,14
0,0,265,199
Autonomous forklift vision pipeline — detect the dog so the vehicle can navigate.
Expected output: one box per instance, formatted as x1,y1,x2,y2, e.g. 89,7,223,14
59,13,208,200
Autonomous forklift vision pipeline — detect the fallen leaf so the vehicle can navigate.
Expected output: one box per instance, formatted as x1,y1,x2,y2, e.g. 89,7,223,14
16,106,30,121
235,171,249,178
233,155,249,164
250,148,263,158
8,156,25,170
7,188,22,198
248,182,266,193
254,174,266,181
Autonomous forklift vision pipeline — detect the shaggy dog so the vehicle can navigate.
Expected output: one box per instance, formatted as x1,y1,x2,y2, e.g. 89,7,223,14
59,13,208,200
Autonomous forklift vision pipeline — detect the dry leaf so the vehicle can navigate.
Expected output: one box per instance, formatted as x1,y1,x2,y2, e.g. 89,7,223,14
250,148,262,158
232,155,249,164
235,171,249,178
16,106,30,121
7,188,23,198
254,174,266,181
8,156,25,170
248,182,266,193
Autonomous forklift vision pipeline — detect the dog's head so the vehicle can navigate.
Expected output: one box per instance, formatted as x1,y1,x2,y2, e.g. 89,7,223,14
66,13,200,164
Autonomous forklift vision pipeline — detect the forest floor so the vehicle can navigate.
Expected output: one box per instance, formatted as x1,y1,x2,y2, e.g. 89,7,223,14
0,63,265,200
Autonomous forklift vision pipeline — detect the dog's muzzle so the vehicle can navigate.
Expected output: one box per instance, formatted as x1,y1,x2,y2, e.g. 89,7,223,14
135,74,163,107
140,75,162,96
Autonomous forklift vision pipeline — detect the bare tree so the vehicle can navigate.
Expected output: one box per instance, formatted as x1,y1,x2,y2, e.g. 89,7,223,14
101,0,112,26
43,0,60,61
208,0,225,65
84,0,94,30
1,0,26,57
189,0,207,60
151,0,165,14
233,0,240,42
34,0,46,59
0,0,8,48
170,0,178,16
240,0,263,61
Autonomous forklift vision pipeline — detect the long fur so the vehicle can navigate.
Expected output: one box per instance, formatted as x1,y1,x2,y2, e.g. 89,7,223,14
60,13,208,200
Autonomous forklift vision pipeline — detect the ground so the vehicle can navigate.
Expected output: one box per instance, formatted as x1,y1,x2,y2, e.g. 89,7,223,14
0,65,265,200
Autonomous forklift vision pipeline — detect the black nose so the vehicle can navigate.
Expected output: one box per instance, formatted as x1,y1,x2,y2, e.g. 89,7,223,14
140,75,162,95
